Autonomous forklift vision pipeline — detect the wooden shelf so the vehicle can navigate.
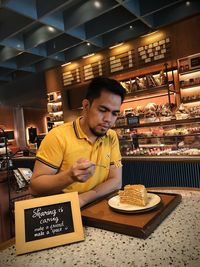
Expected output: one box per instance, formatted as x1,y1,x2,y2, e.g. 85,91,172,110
125,85,168,98
179,68,200,75
182,98,200,104
180,83,200,89
113,117,200,129
131,133,200,139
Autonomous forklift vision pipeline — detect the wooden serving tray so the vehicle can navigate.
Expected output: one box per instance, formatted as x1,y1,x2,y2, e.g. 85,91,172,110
81,192,182,239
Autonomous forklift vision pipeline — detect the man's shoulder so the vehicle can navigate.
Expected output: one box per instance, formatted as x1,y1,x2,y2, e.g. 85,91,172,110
48,121,74,137
107,128,117,138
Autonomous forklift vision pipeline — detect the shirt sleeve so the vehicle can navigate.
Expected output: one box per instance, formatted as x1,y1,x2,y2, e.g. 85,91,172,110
109,130,123,168
36,128,65,169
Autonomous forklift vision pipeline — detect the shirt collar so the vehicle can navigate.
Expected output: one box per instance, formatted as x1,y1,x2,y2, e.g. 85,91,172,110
73,116,108,141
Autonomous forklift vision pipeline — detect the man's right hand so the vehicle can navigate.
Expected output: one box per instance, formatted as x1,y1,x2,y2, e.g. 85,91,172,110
69,158,95,183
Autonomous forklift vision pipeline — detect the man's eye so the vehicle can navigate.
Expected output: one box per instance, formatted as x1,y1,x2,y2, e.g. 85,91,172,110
113,112,120,116
99,108,106,112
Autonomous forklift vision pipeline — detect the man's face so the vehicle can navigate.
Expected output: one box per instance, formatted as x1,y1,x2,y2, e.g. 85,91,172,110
85,90,121,137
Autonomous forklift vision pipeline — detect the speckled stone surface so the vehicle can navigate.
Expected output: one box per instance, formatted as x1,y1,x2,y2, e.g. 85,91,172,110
0,190,200,267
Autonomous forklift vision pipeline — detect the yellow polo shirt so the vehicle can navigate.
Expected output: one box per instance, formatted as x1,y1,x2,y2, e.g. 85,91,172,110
36,117,122,193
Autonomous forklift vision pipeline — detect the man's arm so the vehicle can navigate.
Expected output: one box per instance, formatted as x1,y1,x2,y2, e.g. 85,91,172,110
78,165,122,207
29,158,95,196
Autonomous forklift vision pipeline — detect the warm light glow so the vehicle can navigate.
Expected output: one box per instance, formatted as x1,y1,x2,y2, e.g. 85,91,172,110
82,53,95,59
141,30,159,38
184,100,200,107
61,62,71,67
109,43,124,49
49,111,63,115
87,42,91,46
181,86,200,92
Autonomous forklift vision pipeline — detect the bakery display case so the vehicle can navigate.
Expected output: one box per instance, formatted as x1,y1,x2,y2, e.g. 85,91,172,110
115,118,200,157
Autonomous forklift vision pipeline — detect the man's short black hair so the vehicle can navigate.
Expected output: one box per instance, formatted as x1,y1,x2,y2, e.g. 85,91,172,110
86,76,126,103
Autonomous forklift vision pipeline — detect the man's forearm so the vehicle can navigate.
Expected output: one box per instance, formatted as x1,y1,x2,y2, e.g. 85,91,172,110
29,170,74,196
79,175,122,207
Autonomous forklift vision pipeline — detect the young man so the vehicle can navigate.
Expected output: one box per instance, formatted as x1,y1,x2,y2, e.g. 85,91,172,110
30,76,126,207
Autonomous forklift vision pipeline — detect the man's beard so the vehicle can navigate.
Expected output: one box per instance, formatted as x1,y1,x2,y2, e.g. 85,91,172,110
89,127,107,137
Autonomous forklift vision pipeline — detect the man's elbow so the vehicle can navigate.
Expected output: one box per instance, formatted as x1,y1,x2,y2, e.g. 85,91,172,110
29,181,40,197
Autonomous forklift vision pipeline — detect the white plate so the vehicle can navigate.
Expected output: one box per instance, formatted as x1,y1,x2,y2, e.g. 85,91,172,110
108,193,161,213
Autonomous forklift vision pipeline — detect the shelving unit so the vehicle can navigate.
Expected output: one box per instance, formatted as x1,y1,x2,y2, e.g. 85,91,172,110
178,54,200,104
120,63,176,105
47,91,64,131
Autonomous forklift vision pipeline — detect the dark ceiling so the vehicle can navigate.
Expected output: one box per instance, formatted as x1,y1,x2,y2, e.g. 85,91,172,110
0,0,200,86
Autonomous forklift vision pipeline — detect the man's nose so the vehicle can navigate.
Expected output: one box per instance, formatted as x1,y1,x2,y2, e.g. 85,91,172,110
103,112,112,122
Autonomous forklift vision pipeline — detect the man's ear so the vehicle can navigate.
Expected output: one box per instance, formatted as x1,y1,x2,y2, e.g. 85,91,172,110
82,99,90,111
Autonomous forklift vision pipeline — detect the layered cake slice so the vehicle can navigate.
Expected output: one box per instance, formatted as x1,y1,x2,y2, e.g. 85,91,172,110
118,184,148,206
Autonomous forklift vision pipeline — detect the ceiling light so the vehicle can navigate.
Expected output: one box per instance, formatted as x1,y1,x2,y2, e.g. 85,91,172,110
141,30,159,37
82,53,95,59
186,1,190,6
94,1,101,8
109,42,124,49
129,25,133,29
87,42,91,46
61,62,71,67
47,26,56,32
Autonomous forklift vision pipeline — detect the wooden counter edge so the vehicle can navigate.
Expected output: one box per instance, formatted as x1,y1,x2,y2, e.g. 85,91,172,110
0,187,199,250
0,238,15,251
147,187,200,191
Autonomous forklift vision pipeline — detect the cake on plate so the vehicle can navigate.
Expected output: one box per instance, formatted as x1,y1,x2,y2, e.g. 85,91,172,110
118,184,148,206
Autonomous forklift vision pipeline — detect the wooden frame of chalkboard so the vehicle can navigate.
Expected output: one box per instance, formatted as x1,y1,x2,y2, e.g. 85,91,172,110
15,192,84,255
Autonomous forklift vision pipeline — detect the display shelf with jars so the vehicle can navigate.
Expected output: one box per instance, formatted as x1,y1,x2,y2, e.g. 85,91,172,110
47,91,64,130
178,54,200,104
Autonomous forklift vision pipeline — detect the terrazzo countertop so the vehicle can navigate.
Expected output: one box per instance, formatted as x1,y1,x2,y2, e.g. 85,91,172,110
0,190,200,267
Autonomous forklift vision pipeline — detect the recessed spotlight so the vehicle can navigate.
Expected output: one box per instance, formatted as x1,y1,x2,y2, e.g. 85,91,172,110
94,1,101,8
129,25,133,29
47,26,56,32
87,42,91,46
186,1,190,6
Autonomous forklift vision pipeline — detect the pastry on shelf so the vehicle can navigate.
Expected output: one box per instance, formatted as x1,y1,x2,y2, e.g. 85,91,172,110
135,105,145,116
189,105,200,118
157,103,173,121
175,104,190,120
144,103,159,122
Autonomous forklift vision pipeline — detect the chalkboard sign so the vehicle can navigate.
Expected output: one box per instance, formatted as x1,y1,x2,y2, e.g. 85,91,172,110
15,192,84,255
24,202,74,242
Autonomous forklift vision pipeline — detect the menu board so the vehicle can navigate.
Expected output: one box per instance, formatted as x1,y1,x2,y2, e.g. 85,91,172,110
62,68,81,86
138,37,171,65
109,49,134,73
83,60,106,81
15,192,84,255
